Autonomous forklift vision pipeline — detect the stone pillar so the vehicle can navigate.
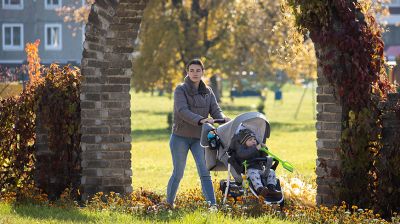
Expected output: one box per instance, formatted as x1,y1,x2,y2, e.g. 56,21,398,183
377,93,400,213
381,93,400,138
315,70,343,206
80,0,146,197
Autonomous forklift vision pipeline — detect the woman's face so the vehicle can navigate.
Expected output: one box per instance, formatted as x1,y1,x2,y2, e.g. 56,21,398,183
187,64,204,83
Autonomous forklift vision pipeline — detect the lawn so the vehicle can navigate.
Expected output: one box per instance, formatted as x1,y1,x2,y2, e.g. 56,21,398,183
131,83,317,194
0,203,297,224
0,83,316,224
0,82,23,98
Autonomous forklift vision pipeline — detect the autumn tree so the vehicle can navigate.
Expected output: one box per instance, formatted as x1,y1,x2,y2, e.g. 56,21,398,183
132,0,237,93
58,0,318,92
58,0,394,93
55,0,93,37
132,0,319,92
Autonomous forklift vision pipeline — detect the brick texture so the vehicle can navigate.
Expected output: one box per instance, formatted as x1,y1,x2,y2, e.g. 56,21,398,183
79,0,147,198
315,65,343,206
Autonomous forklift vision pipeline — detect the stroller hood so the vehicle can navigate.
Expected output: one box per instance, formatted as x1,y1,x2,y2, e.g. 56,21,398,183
216,112,270,148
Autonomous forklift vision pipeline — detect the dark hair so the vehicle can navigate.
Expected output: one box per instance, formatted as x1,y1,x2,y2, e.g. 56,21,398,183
186,58,205,71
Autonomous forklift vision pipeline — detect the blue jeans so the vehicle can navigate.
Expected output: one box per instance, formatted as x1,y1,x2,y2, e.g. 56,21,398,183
167,134,216,205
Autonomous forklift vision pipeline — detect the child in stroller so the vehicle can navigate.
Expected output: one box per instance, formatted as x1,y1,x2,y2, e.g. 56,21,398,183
230,128,283,199
200,112,286,206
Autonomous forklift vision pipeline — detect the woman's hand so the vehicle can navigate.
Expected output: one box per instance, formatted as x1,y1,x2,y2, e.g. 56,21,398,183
224,117,231,122
200,117,214,124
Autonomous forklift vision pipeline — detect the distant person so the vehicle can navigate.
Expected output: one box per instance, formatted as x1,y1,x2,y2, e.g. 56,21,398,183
167,58,230,208
274,89,283,105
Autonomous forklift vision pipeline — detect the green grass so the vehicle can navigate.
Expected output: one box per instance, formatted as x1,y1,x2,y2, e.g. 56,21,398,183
0,203,297,224
131,83,317,194
0,83,315,224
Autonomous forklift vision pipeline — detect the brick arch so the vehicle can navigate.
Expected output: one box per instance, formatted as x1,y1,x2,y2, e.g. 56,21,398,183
80,0,146,197
80,0,342,204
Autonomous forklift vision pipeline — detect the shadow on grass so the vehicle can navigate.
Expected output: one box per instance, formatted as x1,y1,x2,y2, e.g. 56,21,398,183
221,104,253,113
270,122,315,132
12,203,94,223
133,110,170,116
132,128,171,142
10,202,194,223
131,122,314,143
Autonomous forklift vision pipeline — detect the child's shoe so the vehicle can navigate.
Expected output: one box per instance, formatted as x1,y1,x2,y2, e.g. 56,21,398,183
266,184,283,198
257,185,282,198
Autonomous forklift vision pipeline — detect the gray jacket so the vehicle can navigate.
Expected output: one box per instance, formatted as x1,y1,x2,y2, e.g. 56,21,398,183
172,76,225,138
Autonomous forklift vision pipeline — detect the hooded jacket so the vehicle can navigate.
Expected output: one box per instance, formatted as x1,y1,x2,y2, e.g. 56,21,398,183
172,76,225,138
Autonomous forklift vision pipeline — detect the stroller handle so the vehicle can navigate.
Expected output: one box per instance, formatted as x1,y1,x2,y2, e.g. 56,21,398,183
213,119,226,124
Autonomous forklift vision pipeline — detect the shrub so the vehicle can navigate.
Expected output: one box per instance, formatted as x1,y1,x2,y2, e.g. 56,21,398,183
34,64,81,200
0,40,81,200
0,83,37,198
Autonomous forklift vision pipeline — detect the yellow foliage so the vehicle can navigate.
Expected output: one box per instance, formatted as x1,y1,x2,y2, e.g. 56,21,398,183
25,39,43,85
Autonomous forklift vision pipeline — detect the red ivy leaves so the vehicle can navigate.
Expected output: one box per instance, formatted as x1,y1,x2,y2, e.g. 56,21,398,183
288,0,395,214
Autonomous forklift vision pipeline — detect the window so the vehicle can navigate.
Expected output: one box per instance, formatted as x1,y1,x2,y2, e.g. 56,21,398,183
2,0,23,9
390,0,400,5
82,24,85,45
2,23,23,51
45,24,62,50
45,0,61,9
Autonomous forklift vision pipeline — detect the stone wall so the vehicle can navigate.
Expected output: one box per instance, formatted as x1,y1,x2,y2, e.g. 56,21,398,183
378,93,400,212
315,68,343,206
381,93,400,143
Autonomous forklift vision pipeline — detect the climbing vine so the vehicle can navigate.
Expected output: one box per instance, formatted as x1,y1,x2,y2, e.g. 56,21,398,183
287,0,395,215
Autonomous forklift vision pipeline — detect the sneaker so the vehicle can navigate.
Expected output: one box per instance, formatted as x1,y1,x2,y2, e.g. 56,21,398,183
258,186,282,198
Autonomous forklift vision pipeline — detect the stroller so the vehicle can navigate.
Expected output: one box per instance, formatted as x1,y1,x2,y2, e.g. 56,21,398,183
200,112,284,207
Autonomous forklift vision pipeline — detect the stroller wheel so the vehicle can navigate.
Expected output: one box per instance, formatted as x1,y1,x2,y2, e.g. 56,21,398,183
276,179,284,209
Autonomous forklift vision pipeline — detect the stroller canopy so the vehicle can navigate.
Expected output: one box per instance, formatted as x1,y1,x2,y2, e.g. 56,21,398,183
216,112,270,149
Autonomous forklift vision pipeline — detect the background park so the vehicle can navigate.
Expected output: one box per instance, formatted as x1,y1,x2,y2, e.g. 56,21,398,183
1,0,400,223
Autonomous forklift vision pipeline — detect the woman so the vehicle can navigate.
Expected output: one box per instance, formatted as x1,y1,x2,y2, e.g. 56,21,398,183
167,58,230,206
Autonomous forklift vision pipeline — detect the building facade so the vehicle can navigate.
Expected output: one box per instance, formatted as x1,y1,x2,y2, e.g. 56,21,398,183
381,0,400,60
0,0,84,67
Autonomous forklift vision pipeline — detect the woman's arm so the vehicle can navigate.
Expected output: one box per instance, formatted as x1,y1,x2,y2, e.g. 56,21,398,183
174,86,205,126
